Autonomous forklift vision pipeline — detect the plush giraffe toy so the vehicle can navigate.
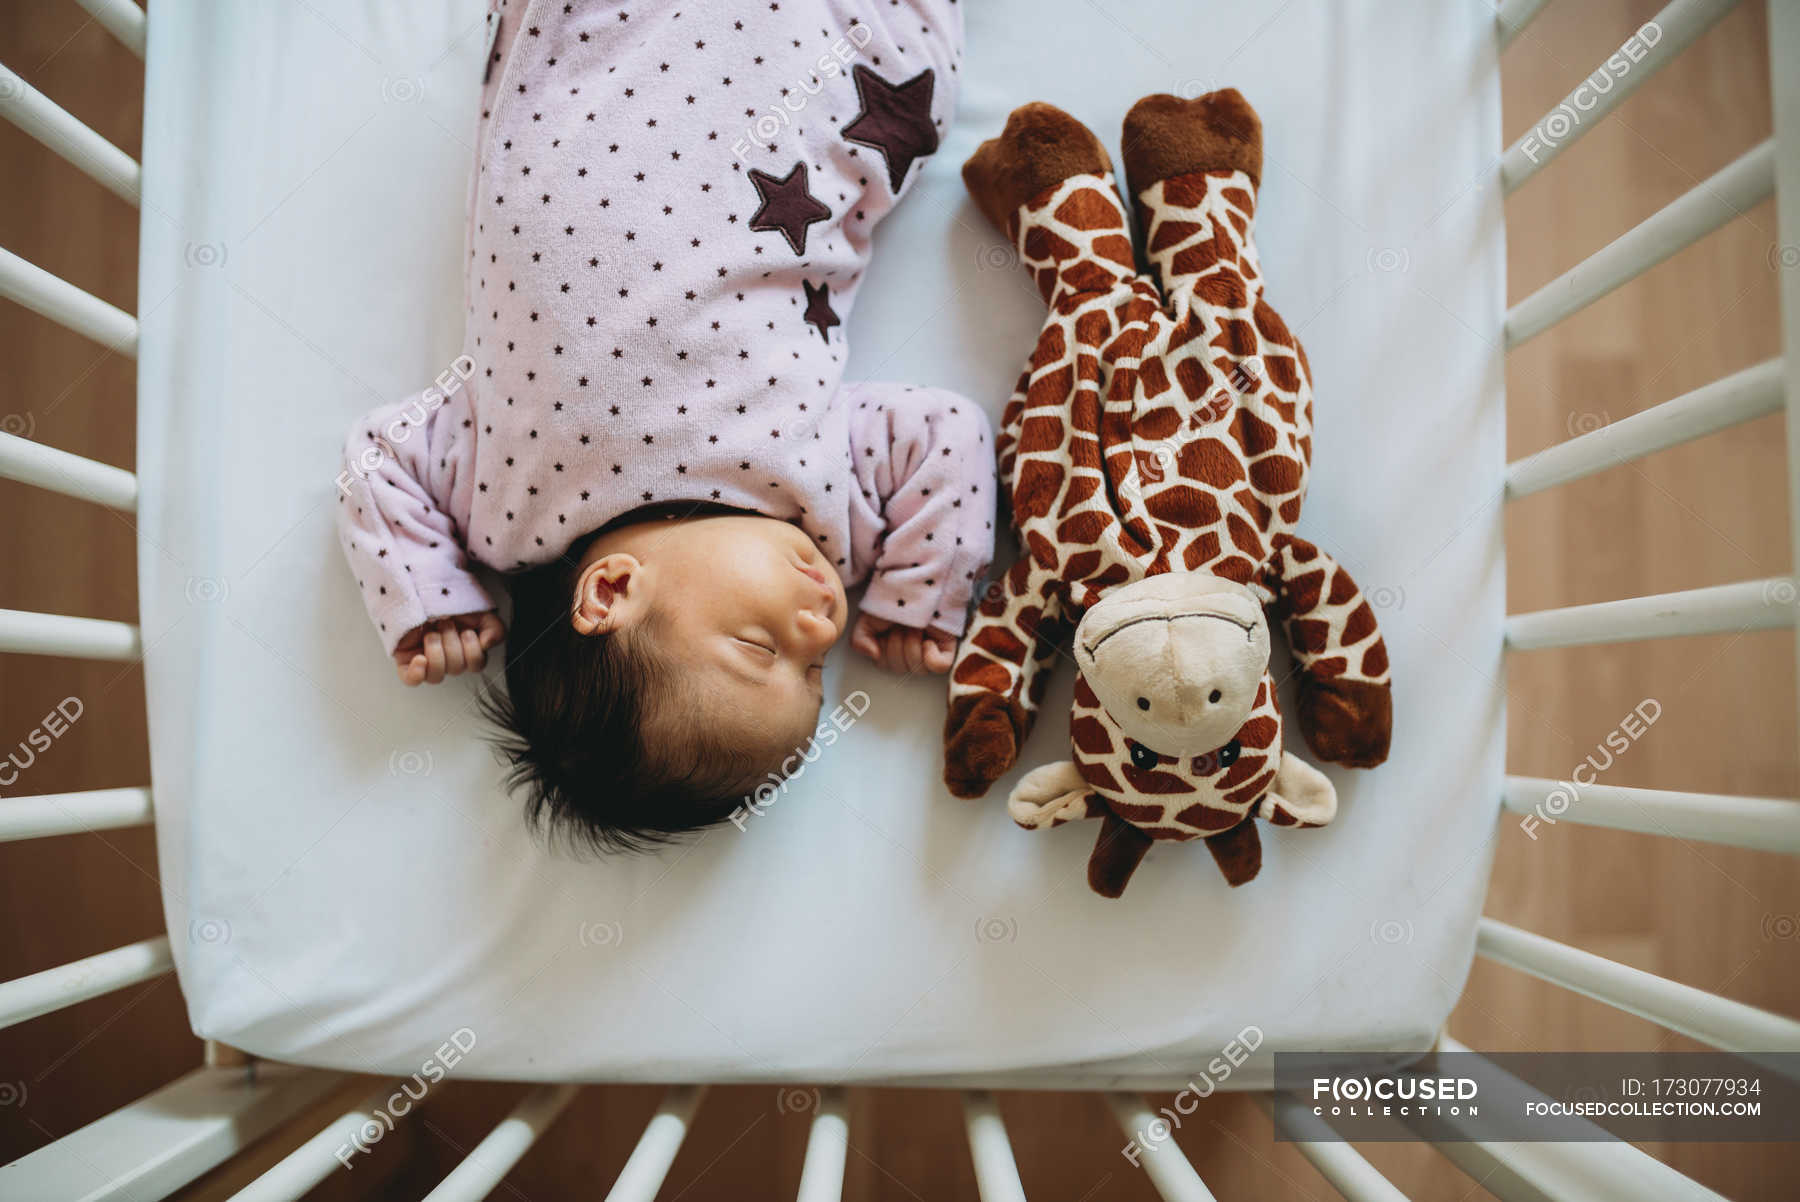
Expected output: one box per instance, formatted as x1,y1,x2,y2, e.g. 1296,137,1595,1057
944,91,1393,898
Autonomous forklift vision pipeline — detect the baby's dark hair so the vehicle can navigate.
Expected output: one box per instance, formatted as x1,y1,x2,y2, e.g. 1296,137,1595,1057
482,537,776,852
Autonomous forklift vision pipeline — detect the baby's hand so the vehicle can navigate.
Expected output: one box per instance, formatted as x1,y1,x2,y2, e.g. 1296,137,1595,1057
850,614,957,675
393,612,505,686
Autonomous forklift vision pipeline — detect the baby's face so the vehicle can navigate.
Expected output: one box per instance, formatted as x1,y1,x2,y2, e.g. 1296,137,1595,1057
585,514,845,750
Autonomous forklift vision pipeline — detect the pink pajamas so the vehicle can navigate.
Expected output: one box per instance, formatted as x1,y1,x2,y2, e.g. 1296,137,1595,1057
337,0,992,654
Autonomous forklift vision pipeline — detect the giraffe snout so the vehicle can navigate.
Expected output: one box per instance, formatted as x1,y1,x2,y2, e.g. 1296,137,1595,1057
1074,575,1271,757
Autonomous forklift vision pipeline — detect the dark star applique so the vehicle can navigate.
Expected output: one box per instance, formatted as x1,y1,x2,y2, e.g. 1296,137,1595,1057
747,162,831,255
802,280,839,342
841,65,939,193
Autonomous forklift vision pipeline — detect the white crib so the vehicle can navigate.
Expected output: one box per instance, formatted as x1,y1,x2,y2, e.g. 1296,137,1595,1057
1,0,1798,1198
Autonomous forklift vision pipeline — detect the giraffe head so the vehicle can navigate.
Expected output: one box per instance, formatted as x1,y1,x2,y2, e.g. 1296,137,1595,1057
1071,574,1271,756
1006,574,1337,897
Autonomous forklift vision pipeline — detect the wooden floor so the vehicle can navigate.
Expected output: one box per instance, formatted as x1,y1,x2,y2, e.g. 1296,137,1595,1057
2,1,1796,1198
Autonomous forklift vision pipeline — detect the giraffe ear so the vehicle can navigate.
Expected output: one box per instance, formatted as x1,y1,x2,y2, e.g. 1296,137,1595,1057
1007,761,1105,829
1258,751,1337,827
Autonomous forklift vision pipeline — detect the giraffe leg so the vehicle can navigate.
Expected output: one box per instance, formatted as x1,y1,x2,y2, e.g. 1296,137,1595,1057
962,102,1112,237
1204,819,1263,887
944,561,1068,798
1087,812,1155,898
1120,89,1262,200
1263,537,1394,770
963,105,1140,309
1120,91,1266,314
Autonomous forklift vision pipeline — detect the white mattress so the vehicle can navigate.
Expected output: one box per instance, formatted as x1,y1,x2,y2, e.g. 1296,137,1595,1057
138,0,1506,1085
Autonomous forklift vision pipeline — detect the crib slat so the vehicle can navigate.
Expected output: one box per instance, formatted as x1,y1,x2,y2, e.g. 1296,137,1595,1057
0,1064,344,1202
1422,1037,1728,1202
70,0,147,59
421,1083,580,1202
0,430,138,510
1504,577,1795,650
963,1091,1028,1202
1504,359,1784,498
1770,0,1800,764
0,62,141,204
603,1085,707,1202
0,934,172,1030
1495,0,1555,49
0,607,143,660
0,245,138,355
1505,140,1773,347
0,787,154,842
1501,0,1743,192
1476,919,1800,1054
1263,1095,1410,1202
228,1082,415,1202
1426,1136,1722,1202
795,1087,849,1202
1503,776,1800,852
1105,1093,1219,1202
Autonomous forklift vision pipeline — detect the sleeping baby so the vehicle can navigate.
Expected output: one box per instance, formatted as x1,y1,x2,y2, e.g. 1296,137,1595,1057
335,0,992,848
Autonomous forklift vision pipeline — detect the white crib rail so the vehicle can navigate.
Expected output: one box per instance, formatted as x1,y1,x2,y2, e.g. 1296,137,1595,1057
2,0,1798,1198
71,0,146,59
1500,0,1744,193
0,62,139,204
1502,775,1800,851
1505,359,1784,498
227,1082,421,1202
0,429,138,510
0,1065,343,1202
1263,1096,1408,1202
1476,919,1800,1056
0,607,143,659
0,786,154,841
1494,0,1555,50
1774,0,1800,734
1420,1039,1730,1202
963,1091,1029,1202
603,1085,707,1202
0,935,172,1031
0,245,137,355
1104,1094,1220,1202
796,1087,851,1202
1505,140,1774,347
1505,576,1796,650
420,1083,580,1202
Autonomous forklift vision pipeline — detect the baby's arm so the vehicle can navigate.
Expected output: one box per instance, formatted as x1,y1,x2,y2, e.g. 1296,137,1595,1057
335,390,498,678
843,383,996,669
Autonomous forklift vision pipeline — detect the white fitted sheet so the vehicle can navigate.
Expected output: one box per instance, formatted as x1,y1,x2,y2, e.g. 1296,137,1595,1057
138,0,1506,1085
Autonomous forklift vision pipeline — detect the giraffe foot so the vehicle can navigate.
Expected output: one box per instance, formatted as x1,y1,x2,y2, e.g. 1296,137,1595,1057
1205,819,1263,887
944,692,1030,798
962,102,1112,237
1296,677,1393,770
1087,812,1154,898
1121,89,1263,199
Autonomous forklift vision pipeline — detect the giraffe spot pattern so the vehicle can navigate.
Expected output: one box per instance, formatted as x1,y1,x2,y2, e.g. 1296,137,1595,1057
951,166,1391,855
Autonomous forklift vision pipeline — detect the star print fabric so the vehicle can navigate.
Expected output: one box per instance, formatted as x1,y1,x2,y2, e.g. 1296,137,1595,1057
336,0,994,654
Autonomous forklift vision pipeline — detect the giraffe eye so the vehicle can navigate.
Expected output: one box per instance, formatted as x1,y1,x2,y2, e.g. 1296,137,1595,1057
1128,741,1160,771
1215,739,1242,769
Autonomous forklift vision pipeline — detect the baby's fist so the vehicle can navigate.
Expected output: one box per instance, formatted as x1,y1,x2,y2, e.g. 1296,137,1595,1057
851,614,957,675
393,611,505,686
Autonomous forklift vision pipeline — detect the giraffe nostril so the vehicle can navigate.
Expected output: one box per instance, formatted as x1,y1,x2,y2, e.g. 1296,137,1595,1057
1136,696,1150,711
1209,688,1223,703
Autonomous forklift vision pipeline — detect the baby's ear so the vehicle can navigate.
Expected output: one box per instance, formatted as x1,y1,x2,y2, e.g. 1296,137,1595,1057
571,552,641,636
1007,761,1105,829
1258,751,1337,827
